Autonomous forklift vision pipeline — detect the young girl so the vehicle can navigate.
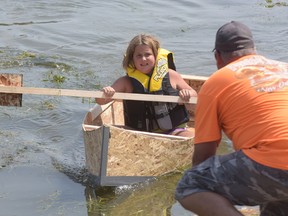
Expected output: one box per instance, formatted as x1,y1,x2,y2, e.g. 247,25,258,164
96,34,197,137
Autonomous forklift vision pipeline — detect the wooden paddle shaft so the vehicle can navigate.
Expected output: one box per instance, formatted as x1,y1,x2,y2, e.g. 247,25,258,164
0,86,197,104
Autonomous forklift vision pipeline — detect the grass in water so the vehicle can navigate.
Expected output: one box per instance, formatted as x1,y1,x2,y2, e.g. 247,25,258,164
264,0,288,7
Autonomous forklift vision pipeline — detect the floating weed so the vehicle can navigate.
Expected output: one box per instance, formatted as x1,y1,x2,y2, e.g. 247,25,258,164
16,51,36,59
35,61,72,72
95,83,102,89
86,196,111,214
0,50,35,67
43,71,66,85
41,101,55,110
85,186,116,215
132,210,144,215
264,0,288,7
52,74,66,84
106,175,177,216
81,97,95,104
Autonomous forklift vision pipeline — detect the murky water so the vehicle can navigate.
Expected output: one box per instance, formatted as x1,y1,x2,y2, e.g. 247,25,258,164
0,0,288,215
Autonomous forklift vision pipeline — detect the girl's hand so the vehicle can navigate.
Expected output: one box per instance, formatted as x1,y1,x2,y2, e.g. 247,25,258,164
102,86,116,97
96,86,116,105
179,89,196,101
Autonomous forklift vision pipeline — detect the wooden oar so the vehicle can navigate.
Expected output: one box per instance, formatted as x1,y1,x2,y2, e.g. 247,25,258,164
0,85,197,104
0,73,199,106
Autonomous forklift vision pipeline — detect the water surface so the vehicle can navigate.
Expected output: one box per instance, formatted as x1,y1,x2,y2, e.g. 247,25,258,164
0,0,287,215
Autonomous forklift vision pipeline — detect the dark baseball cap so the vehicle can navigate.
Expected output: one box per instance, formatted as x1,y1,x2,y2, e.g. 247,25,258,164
213,21,254,52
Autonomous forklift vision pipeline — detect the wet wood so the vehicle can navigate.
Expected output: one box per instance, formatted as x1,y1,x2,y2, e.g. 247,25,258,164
0,73,22,107
0,73,206,107
0,85,197,104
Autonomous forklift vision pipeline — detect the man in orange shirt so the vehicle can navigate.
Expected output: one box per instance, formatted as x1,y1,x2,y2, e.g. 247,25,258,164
175,21,288,216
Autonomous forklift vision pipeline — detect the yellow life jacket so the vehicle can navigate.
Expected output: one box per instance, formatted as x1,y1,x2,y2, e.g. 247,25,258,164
123,48,189,132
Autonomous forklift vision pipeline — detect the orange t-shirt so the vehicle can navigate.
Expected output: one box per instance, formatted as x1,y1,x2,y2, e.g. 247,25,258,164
195,55,288,170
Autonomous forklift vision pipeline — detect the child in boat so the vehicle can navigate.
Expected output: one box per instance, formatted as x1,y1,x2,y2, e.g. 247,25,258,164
96,34,197,137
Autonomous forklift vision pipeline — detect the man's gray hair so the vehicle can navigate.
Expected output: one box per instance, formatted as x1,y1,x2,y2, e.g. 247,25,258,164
220,47,256,62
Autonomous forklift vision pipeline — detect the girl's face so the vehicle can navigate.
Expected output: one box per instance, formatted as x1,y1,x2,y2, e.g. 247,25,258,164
133,44,156,74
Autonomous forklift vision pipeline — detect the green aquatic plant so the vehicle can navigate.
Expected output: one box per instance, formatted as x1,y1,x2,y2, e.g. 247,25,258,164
16,51,36,59
43,72,66,84
0,50,36,67
81,97,95,104
264,0,288,7
85,186,116,215
52,74,66,84
41,101,55,110
34,61,72,71
102,175,179,216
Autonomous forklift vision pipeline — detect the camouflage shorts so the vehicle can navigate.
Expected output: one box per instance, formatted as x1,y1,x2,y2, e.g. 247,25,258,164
175,150,288,216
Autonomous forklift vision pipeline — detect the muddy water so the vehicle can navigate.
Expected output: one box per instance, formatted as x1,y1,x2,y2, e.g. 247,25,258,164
0,0,288,215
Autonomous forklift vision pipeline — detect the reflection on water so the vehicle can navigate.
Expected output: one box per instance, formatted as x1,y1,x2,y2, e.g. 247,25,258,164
0,21,59,26
84,174,181,216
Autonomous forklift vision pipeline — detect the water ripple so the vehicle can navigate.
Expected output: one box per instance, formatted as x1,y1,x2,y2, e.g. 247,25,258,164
0,20,59,26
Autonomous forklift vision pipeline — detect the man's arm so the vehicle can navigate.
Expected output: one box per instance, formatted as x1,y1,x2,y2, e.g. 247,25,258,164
192,141,219,166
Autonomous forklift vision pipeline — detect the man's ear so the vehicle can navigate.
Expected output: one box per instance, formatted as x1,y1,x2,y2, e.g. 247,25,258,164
214,51,224,69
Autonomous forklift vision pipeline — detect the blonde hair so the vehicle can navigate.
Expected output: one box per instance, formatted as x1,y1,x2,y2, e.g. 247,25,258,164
122,34,160,71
